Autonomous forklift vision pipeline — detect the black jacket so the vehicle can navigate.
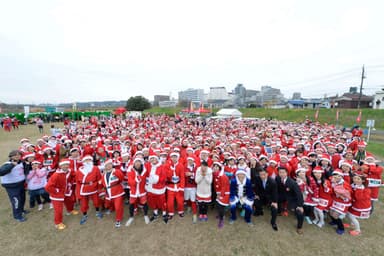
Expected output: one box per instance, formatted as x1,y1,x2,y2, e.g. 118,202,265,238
254,176,278,203
275,176,304,209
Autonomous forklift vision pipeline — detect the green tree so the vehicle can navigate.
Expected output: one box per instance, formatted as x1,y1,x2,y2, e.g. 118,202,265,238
126,96,151,111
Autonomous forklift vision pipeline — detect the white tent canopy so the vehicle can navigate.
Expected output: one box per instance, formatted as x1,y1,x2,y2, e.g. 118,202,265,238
216,108,242,118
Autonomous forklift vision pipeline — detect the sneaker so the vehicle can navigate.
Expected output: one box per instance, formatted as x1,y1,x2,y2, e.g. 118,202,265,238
349,230,361,236
55,223,66,230
203,214,208,222
282,211,289,217
80,215,88,225
229,219,235,225
336,229,345,235
38,204,43,211
297,228,304,235
316,221,324,228
312,218,319,225
168,215,173,221
104,209,112,215
15,217,27,222
115,221,121,228
163,215,169,224
305,216,313,225
192,214,197,224
125,217,134,227
150,214,159,222
271,223,278,231
144,215,150,224
240,209,245,217
198,214,204,221
247,222,254,227
49,203,53,209
343,223,350,228
22,210,30,215
179,212,185,218
71,210,79,215
96,211,103,219
218,219,224,229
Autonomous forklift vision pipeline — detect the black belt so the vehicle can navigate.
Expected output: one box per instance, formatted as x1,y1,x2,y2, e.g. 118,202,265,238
107,183,120,189
167,181,180,185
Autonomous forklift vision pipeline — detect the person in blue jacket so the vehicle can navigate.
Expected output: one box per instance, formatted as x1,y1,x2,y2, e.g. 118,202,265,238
229,169,254,226
0,150,27,222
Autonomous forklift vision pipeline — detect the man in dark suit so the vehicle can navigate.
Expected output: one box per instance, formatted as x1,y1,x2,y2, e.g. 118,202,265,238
254,168,278,231
275,166,305,234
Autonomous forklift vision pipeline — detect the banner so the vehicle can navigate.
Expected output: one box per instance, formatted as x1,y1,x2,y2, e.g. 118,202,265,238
356,110,362,123
24,106,30,118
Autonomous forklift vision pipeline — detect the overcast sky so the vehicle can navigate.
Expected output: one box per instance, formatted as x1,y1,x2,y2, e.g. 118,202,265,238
1,0,384,104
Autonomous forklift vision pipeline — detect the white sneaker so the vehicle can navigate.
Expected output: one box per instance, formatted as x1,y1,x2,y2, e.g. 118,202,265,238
316,221,324,228
38,204,43,211
49,203,53,209
125,217,134,227
144,215,150,224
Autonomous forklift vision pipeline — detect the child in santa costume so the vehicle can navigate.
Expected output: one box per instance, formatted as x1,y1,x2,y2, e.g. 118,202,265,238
184,156,198,223
213,162,230,229
347,172,371,236
329,169,352,235
312,166,333,228
166,152,185,219
145,154,168,224
101,159,125,228
126,158,150,226
76,155,103,225
363,156,383,214
229,169,254,226
195,161,213,222
45,159,79,230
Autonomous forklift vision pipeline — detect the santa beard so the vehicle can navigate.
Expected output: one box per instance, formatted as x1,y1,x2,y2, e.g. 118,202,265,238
82,162,93,174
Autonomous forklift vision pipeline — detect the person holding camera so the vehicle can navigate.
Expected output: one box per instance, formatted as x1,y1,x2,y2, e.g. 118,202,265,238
0,150,27,222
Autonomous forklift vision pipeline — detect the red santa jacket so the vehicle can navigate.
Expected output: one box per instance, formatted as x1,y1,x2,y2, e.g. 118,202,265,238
45,169,69,201
303,176,319,206
348,184,371,219
214,170,230,206
166,162,185,192
76,165,102,197
184,163,197,189
316,179,333,210
330,154,342,170
331,181,352,214
127,165,148,198
101,168,125,200
69,157,82,172
145,162,167,195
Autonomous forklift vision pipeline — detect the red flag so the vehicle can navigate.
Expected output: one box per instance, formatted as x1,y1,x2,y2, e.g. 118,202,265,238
336,110,339,121
315,109,319,120
356,110,362,123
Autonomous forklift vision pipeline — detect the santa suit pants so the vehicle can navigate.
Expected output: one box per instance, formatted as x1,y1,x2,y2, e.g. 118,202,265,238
107,196,124,221
80,193,100,213
52,200,64,225
64,194,75,213
167,190,184,216
147,193,166,211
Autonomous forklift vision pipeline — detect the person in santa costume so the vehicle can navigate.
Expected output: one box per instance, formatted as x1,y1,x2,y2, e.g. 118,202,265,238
101,159,125,228
76,155,103,225
166,152,185,219
213,162,230,229
347,172,371,236
146,154,168,224
312,166,332,228
126,158,150,226
229,169,254,226
45,159,79,230
363,156,383,214
195,161,213,222
329,169,352,235
184,156,198,223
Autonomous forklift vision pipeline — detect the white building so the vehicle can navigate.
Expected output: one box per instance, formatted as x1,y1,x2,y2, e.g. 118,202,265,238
178,89,205,102
373,89,384,109
208,87,230,100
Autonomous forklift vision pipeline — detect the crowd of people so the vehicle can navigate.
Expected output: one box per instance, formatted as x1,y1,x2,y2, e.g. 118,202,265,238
0,117,20,131
0,115,382,236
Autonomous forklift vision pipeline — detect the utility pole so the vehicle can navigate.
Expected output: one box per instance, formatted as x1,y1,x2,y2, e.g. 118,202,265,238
357,65,366,109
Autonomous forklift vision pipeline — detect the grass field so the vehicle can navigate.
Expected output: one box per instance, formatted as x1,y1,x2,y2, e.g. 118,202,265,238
0,124,383,256
145,107,384,130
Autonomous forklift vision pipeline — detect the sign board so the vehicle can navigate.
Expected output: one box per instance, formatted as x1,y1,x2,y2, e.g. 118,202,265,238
366,119,375,128
24,106,30,118
45,106,55,113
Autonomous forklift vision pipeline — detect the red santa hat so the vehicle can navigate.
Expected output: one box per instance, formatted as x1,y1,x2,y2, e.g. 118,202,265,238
149,153,159,161
170,152,180,158
20,138,30,144
295,168,307,175
82,155,93,162
31,160,41,165
42,146,53,152
200,150,210,155
312,166,324,174
213,161,223,168
121,152,130,158
340,160,352,169
187,156,195,162
237,155,246,161
358,141,367,147
59,159,70,167
23,153,35,160
332,169,344,176
70,147,79,153
320,154,331,162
